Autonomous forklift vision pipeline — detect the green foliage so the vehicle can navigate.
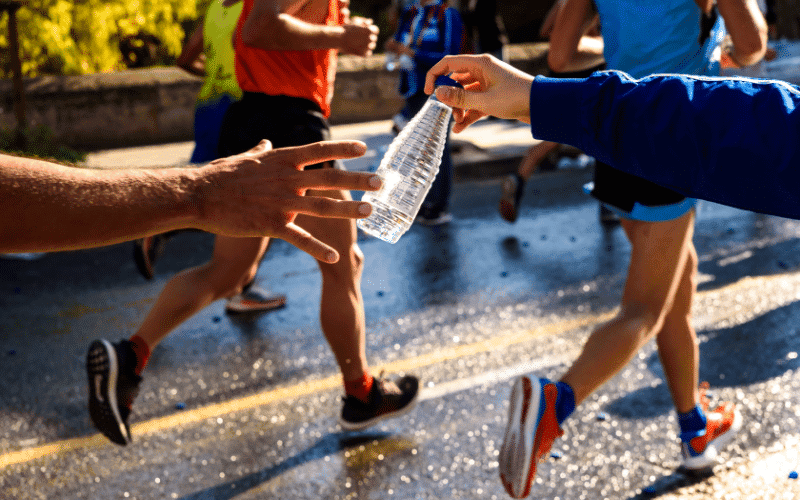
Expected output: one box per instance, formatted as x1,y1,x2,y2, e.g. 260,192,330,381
0,125,87,164
0,0,198,77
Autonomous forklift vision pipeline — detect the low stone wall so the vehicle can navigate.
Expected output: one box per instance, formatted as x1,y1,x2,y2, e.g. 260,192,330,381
0,43,548,150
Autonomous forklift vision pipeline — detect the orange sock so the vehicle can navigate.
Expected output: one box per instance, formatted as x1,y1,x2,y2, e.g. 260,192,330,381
344,372,374,403
128,335,151,376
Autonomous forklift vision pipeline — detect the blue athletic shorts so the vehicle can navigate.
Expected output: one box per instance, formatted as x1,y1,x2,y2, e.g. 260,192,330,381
585,162,696,222
190,94,238,164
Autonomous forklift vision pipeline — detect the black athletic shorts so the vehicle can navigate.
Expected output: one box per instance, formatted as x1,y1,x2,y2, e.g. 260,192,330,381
549,65,696,222
217,92,341,170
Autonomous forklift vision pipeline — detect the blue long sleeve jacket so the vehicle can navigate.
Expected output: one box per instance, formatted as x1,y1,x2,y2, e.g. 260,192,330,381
529,71,800,219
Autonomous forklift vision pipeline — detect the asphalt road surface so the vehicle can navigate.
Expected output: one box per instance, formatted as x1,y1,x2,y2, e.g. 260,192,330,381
3,167,800,499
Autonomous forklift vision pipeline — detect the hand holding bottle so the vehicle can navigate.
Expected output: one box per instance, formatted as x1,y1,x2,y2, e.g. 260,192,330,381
358,76,461,243
424,54,535,132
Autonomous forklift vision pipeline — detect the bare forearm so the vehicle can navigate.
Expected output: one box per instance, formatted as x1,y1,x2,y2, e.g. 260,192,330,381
718,0,768,66
0,155,199,252
1,141,383,262
569,36,605,72
242,11,345,51
547,0,602,73
177,20,206,76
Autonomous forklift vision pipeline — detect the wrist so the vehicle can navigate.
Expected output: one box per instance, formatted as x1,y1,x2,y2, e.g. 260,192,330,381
513,77,534,122
173,167,205,231
328,24,348,51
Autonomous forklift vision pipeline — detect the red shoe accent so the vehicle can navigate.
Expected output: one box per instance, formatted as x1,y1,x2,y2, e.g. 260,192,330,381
522,383,564,496
500,377,565,498
128,335,151,376
344,372,374,403
688,402,737,454
682,383,742,470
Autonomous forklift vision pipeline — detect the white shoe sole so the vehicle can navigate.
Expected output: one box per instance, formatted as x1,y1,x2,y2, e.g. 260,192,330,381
499,375,542,498
88,339,129,444
681,408,743,471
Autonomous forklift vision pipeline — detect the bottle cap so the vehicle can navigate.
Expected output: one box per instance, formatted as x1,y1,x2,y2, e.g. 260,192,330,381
431,75,463,103
434,75,463,89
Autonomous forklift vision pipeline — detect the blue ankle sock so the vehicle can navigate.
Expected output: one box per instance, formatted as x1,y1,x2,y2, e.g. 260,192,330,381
543,379,575,425
678,404,707,442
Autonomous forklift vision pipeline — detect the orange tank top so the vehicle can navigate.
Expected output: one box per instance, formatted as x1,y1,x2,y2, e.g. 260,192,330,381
235,0,339,117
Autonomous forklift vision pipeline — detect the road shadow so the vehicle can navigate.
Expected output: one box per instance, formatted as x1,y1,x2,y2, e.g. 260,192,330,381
1,231,218,294
179,431,414,500
696,231,800,294
405,222,465,306
625,467,714,499
604,300,800,418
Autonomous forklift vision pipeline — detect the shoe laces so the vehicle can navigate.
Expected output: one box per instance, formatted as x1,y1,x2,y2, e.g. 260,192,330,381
698,381,713,412
374,371,403,397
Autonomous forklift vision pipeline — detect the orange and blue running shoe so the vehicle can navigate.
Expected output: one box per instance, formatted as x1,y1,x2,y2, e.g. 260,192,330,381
499,376,565,498
680,383,742,471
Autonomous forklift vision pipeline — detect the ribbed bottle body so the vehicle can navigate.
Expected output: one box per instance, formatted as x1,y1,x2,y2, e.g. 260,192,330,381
358,98,452,243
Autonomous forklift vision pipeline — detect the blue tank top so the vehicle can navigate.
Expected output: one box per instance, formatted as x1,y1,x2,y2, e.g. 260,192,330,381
594,0,726,77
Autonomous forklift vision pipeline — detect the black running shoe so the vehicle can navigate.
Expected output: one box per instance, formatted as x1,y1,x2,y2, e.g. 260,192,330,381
339,374,420,431
86,339,142,446
133,234,167,280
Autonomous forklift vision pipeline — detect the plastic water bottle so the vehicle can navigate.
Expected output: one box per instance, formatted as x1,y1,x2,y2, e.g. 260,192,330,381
358,76,460,243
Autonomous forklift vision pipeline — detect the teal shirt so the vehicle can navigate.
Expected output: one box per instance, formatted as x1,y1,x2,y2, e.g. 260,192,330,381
594,0,726,77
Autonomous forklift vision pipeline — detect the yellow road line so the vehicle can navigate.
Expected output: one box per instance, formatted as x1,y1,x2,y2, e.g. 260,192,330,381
0,311,612,469
2,271,796,469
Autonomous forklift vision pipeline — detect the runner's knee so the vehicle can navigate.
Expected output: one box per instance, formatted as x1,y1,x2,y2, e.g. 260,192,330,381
618,305,664,342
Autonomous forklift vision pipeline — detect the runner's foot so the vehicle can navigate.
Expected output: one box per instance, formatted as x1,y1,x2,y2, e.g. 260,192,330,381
339,374,420,431
499,174,525,223
86,339,142,446
225,285,287,314
499,375,565,498
415,211,453,226
680,383,742,471
133,234,167,280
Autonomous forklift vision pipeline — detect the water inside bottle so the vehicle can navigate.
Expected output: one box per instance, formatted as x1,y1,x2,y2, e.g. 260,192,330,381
357,99,452,243
357,197,415,244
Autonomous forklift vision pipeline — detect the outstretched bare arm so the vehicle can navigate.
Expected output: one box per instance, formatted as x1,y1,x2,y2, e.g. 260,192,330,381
0,140,381,263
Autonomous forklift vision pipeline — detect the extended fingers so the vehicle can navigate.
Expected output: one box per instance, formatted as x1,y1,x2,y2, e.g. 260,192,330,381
270,140,368,169
279,223,341,264
451,110,485,133
298,169,383,192
243,139,273,156
292,195,374,219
